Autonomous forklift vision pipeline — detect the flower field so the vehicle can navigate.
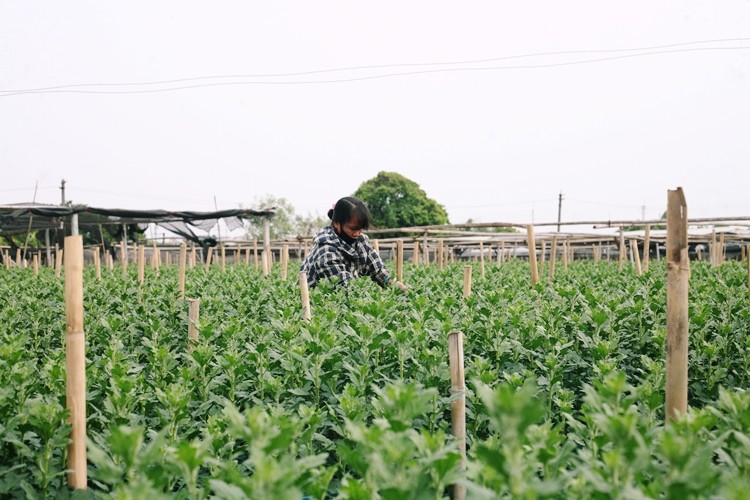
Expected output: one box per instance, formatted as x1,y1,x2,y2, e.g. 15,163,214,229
1,257,750,498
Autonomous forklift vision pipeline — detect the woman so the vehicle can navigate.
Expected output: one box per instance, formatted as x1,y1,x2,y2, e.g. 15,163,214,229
301,196,408,292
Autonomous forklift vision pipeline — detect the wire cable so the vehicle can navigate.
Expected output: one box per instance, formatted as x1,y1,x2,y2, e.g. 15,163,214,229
1,39,748,97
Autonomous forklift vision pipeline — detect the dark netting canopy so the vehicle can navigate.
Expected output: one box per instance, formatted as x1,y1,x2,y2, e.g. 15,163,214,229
0,203,275,247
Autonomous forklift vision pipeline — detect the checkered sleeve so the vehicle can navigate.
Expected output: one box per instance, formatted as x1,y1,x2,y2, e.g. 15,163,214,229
361,236,391,288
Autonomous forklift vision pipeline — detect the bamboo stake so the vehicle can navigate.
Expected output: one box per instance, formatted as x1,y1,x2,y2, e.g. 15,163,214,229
479,242,485,279
299,271,311,321
120,240,127,277
94,248,101,280
190,245,196,269
710,229,717,266
437,239,444,271
281,244,289,280
178,242,187,299
205,247,213,273
747,244,750,303
666,187,690,423
56,250,64,278
396,240,404,282
187,298,200,349
718,233,726,265
527,225,539,286
631,239,642,276
463,265,472,298
499,242,505,264
64,235,86,489
447,331,466,500
3,250,9,269
643,224,651,272
413,241,420,266
549,235,558,283
261,249,269,276
33,254,39,277
221,244,226,272
137,245,145,284
561,240,568,270
540,241,546,264
15,248,22,268
618,229,625,271
254,239,259,271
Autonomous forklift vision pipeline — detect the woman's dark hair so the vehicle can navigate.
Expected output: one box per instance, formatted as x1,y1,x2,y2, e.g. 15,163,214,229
328,197,372,230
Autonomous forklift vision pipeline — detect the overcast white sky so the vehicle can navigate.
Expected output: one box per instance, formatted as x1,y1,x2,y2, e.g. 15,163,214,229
2,2,749,230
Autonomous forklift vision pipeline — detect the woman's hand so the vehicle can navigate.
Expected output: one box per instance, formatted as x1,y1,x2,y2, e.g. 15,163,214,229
393,280,409,293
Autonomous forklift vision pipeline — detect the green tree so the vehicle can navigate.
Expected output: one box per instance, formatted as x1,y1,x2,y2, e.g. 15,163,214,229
244,195,327,240
354,172,449,234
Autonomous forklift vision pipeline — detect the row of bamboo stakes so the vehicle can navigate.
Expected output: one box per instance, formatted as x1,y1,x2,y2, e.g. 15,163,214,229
36,186,748,491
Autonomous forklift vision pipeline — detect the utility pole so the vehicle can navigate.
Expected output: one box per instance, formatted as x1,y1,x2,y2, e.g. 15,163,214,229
60,179,67,233
557,192,563,232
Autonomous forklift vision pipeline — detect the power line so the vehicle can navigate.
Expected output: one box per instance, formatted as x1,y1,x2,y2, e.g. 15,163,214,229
1,40,748,97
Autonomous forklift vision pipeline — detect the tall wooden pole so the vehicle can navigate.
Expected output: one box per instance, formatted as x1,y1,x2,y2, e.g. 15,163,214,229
137,245,145,284
447,331,466,500
178,242,187,299
299,271,311,321
396,240,404,282
527,225,539,286
187,298,200,348
64,235,87,489
437,239,444,271
463,265,472,298
479,242,486,279
549,235,558,283
631,239,642,276
666,187,690,422
643,224,651,272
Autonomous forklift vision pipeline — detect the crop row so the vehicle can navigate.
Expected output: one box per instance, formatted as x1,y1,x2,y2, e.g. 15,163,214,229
1,259,749,497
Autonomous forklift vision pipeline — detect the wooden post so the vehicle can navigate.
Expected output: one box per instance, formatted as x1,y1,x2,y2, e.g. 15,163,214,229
549,235,558,283
437,239,444,271
56,249,64,278
718,233,726,265
498,241,505,264
561,240,568,270
178,242,187,299
15,248,22,268
33,254,39,277
447,331,466,500
205,247,213,273
643,224,651,272
479,242,486,279
120,240,127,277
94,248,101,280
373,239,380,253
253,239,259,271
666,187,689,422
187,298,200,348
190,245,196,269
64,235,87,489
710,229,717,266
137,245,145,284
618,228,625,271
540,240,546,264
396,240,404,282
631,239,642,276
413,241,420,266
299,271,311,321
221,244,226,272
281,244,289,280
463,265,472,298
527,225,539,286
747,244,750,303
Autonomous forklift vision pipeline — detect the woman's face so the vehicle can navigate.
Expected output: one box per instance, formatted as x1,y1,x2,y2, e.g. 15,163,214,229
334,217,363,242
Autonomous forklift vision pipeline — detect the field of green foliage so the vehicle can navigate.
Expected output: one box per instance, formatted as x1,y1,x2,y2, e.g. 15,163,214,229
1,258,750,498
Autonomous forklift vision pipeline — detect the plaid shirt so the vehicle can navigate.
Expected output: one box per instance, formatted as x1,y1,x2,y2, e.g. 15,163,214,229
300,225,391,288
